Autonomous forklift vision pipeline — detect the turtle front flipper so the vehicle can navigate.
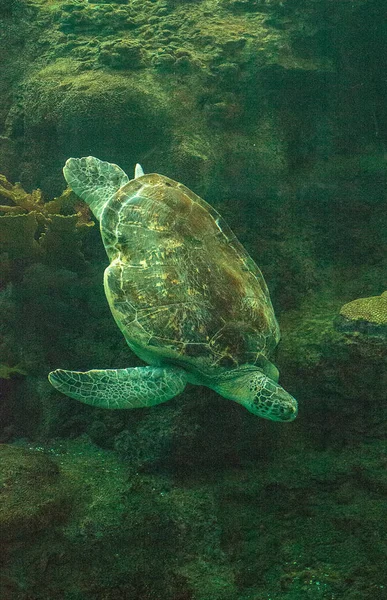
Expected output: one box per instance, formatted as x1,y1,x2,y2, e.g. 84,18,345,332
63,156,129,220
48,366,188,409
211,369,297,422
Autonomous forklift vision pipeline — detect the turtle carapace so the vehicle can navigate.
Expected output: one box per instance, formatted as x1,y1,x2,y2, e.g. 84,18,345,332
49,157,297,422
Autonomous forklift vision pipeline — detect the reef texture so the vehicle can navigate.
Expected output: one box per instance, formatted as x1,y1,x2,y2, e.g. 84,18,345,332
0,174,93,279
335,291,387,338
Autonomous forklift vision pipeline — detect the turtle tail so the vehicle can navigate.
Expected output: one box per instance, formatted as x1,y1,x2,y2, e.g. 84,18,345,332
63,156,129,220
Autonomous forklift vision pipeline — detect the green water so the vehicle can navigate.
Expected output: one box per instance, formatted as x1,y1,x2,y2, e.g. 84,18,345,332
1,0,387,598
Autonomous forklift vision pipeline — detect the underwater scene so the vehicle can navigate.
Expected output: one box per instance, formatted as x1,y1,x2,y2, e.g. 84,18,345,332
1,0,387,598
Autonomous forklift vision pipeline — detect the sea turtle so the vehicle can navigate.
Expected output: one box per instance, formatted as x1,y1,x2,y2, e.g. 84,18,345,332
48,157,297,422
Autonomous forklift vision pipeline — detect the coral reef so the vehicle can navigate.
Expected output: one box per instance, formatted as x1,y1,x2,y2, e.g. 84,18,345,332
1,432,387,599
335,291,387,338
0,173,93,283
0,439,235,600
1,0,387,598
0,173,120,444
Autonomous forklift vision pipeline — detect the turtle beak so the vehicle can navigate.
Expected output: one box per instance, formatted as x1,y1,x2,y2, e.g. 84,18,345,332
270,386,298,422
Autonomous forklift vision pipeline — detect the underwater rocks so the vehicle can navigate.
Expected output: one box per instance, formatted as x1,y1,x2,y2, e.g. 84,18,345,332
0,439,235,600
16,64,172,191
334,291,387,339
0,445,74,542
99,39,145,69
223,0,276,14
58,2,138,35
278,296,387,432
0,0,313,196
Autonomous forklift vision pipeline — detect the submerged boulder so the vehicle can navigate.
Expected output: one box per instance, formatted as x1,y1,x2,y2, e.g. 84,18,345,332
0,445,74,542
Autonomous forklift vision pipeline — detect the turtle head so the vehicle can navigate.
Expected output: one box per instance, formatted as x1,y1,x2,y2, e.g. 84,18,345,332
249,374,298,422
212,367,298,422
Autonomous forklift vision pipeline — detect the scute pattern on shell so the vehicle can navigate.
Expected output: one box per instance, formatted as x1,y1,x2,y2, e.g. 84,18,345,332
101,173,279,376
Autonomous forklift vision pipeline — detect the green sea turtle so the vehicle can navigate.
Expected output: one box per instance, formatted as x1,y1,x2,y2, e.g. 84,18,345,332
48,157,297,422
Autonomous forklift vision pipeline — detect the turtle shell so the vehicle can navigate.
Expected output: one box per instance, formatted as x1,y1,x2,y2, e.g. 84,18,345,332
101,173,280,378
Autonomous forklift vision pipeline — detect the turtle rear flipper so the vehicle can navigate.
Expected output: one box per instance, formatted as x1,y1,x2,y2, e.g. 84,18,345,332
48,366,187,409
63,156,129,220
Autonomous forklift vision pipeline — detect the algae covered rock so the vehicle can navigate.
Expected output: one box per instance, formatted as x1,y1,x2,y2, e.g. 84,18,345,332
17,62,171,190
99,39,145,69
0,445,74,541
335,291,387,338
